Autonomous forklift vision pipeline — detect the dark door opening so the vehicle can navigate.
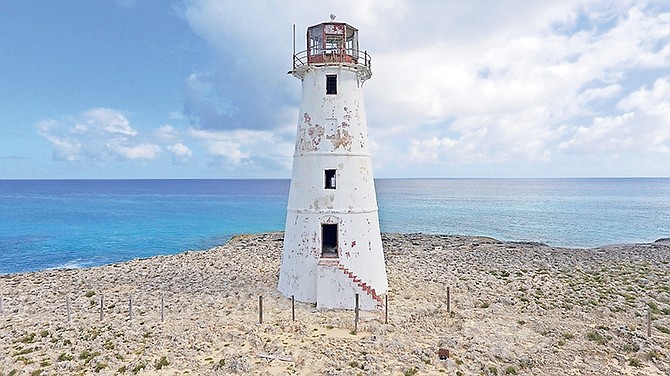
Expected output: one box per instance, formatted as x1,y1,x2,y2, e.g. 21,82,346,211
321,223,338,257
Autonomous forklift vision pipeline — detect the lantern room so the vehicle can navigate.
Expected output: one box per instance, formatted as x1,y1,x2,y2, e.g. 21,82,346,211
291,18,371,80
307,22,358,64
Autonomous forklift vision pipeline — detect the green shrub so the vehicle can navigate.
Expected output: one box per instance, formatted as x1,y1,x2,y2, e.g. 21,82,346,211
94,363,107,372
562,332,575,340
655,325,670,334
155,356,169,370
647,349,662,360
404,368,418,376
131,363,146,374
586,331,608,345
19,333,36,344
57,352,73,362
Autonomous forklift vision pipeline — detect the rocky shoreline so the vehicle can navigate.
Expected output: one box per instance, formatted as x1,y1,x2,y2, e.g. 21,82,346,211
1,232,669,375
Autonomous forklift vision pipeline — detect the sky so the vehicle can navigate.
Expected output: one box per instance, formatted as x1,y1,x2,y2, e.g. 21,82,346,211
1,0,669,179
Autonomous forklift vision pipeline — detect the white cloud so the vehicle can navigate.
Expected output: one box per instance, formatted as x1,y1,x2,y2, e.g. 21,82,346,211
109,143,162,160
154,125,180,141
167,142,193,164
82,108,138,136
559,77,670,155
558,112,637,153
37,108,162,162
188,128,291,167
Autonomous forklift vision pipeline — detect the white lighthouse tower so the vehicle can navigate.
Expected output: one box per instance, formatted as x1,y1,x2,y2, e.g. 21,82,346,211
278,17,388,310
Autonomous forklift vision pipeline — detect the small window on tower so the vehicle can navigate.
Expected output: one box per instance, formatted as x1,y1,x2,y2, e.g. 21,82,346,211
326,75,337,95
321,223,338,257
325,169,336,189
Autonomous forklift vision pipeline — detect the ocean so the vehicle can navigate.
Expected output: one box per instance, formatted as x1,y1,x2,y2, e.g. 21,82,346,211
0,178,668,275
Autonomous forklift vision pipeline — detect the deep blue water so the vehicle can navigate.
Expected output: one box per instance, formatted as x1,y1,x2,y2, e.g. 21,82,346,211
0,178,668,274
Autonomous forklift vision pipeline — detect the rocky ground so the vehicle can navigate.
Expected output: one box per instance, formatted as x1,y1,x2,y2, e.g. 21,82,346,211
1,232,669,375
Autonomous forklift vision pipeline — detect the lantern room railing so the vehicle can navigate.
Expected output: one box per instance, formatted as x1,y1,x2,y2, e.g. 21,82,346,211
292,48,371,70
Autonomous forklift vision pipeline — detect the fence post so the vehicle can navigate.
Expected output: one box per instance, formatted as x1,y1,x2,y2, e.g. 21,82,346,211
291,295,295,321
259,296,263,324
99,294,104,321
160,293,165,322
354,293,359,333
647,307,652,338
66,296,71,323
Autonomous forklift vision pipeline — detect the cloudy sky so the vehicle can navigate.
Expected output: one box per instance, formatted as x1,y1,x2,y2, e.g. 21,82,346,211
1,0,669,178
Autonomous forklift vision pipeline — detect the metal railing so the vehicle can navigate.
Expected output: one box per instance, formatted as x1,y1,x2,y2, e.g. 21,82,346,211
292,48,371,70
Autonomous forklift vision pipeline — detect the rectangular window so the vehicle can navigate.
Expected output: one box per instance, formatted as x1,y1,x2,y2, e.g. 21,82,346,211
326,75,337,95
325,169,336,189
321,224,338,257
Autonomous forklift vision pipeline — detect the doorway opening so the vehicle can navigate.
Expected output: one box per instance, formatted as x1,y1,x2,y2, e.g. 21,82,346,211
321,223,338,257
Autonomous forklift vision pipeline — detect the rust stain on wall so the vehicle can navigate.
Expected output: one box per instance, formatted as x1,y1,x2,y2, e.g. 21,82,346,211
326,106,355,150
296,112,324,152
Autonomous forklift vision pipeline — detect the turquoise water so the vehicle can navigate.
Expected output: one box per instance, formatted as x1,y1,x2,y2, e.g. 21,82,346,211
0,178,668,274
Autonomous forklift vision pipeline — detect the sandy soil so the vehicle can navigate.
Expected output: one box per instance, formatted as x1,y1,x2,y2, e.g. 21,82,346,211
1,232,669,375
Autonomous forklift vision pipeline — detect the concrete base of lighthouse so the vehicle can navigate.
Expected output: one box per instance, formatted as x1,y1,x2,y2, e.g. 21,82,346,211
316,261,382,310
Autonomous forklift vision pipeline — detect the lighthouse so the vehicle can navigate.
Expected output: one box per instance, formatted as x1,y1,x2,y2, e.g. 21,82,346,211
278,17,388,310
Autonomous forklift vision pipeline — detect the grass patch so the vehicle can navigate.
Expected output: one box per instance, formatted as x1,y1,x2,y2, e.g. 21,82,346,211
586,331,609,345
655,325,670,334
213,359,226,370
622,343,639,353
647,349,662,360
648,301,661,314
57,352,74,362
404,368,418,376
19,333,37,344
155,356,169,370
94,363,108,372
14,347,34,356
79,349,101,365
131,363,146,374
15,356,32,365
